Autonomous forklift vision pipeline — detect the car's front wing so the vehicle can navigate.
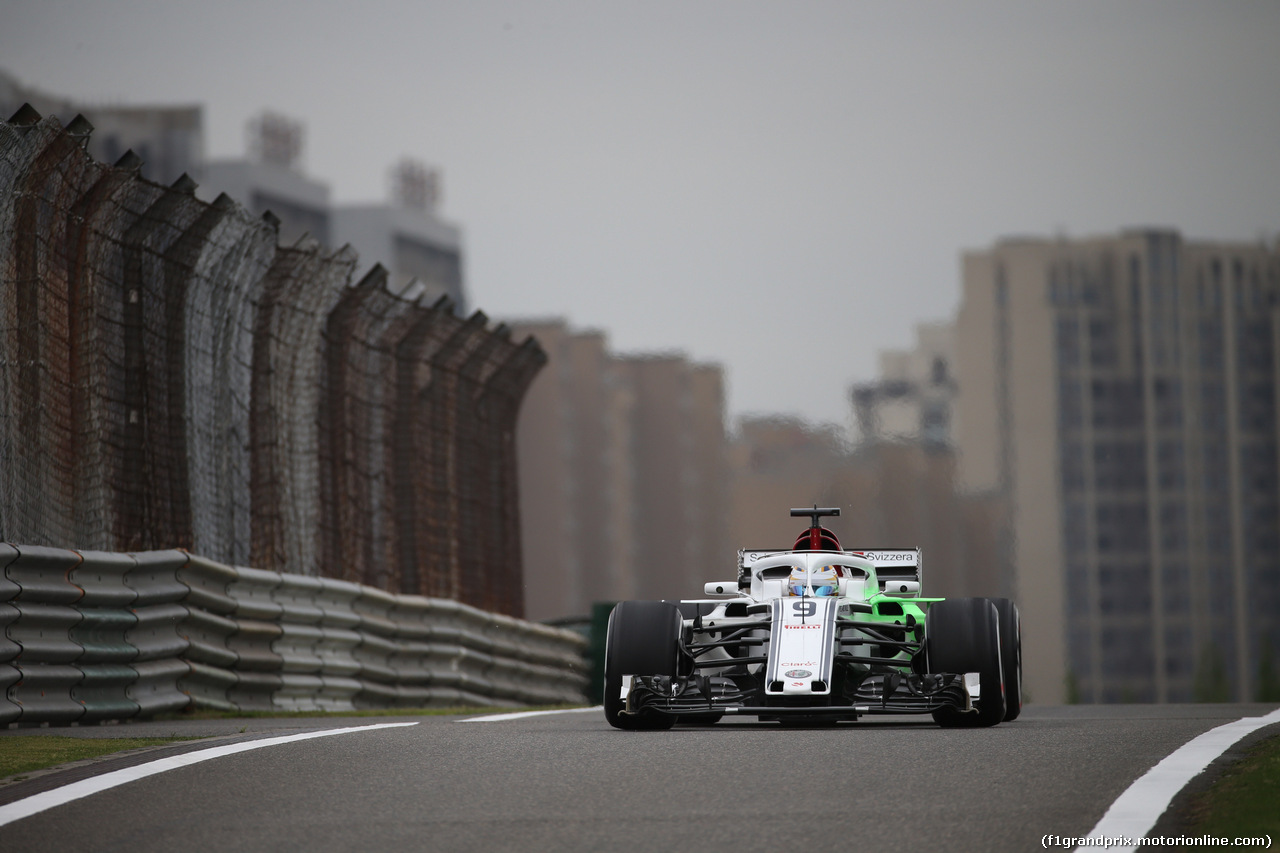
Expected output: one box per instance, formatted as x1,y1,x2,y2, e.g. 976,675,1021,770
621,670,972,721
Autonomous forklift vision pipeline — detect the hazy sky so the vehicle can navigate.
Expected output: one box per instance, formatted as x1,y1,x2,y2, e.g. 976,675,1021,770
3,1,1278,428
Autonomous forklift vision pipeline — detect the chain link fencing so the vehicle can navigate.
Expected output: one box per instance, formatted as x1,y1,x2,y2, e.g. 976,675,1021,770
1,106,543,617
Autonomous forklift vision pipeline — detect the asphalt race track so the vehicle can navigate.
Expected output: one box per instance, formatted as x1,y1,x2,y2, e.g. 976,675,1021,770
2,704,1277,852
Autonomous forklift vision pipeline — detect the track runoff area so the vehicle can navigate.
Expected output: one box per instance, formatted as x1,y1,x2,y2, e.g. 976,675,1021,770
1,706,1277,847
1058,706,1280,852
0,722,418,828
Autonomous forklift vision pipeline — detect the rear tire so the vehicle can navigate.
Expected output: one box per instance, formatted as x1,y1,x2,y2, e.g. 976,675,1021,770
927,598,1005,728
603,601,682,731
992,598,1022,722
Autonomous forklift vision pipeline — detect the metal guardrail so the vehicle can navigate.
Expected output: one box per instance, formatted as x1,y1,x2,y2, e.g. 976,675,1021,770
2,545,589,725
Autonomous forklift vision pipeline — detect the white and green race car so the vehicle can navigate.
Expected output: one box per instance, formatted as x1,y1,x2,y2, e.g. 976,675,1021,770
604,506,1021,729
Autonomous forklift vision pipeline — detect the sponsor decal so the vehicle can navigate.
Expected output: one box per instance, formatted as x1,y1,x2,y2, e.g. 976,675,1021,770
854,551,917,564
784,670,812,679
780,662,816,668
784,624,820,630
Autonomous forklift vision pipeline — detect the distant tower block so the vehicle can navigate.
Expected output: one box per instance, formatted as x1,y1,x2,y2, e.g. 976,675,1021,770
390,158,440,212
249,111,304,170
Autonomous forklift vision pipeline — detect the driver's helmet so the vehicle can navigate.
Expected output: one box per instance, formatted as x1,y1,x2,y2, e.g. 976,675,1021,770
788,564,839,597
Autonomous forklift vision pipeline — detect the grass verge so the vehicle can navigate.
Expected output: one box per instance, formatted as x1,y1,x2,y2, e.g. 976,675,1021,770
0,737,205,781
1182,732,1280,835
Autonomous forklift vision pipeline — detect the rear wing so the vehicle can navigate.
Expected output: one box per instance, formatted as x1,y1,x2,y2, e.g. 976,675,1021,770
738,548,923,594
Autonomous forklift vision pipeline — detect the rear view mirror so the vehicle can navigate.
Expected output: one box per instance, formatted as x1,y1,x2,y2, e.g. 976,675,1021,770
883,580,920,597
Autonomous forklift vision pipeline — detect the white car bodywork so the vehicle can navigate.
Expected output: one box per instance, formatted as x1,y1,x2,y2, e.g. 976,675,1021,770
619,548,964,717
605,508,1018,730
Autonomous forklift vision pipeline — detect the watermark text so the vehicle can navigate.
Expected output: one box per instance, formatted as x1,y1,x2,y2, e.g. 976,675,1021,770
1042,834,1272,849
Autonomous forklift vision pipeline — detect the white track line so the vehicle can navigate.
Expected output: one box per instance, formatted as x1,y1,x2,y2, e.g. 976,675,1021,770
459,706,602,723
0,722,418,828
1077,707,1280,852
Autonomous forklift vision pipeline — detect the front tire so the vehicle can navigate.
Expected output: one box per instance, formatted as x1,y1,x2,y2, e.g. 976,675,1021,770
992,598,1022,722
603,601,682,730
927,598,1006,727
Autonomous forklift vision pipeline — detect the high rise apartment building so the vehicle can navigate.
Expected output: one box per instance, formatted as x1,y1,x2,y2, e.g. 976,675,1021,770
956,229,1280,704
331,160,466,312
199,111,332,246
0,73,468,310
851,321,956,446
512,321,728,620
1,67,202,187
513,322,636,620
200,113,468,309
200,153,466,309
331,201,464,312
616,354,729,601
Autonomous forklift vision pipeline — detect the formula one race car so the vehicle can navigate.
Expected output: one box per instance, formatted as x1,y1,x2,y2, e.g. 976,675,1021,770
604,507,1021,729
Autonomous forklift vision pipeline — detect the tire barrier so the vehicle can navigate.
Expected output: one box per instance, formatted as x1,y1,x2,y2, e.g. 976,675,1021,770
2,545,588,725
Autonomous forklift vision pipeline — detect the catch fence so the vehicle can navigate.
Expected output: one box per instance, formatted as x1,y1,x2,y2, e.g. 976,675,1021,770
0,105,543,616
